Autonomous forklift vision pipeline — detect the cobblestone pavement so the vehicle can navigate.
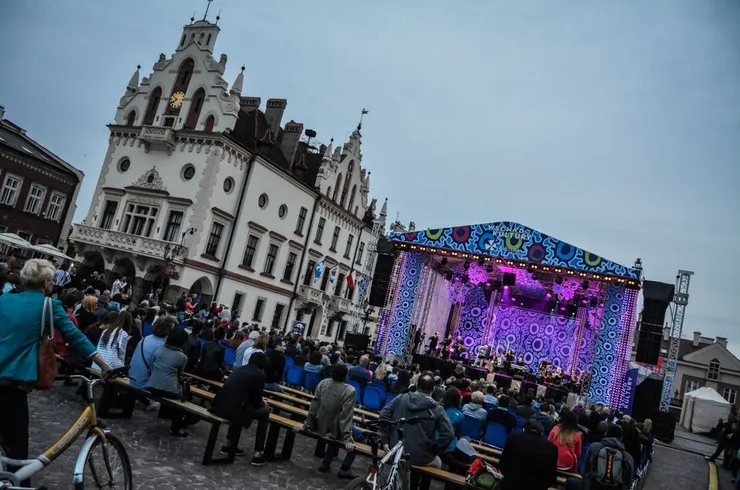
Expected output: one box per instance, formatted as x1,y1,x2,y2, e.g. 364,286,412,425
643,444,709,490
25,385,447,490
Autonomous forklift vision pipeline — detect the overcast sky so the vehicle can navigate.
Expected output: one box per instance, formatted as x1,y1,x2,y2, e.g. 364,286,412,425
1,1,738,354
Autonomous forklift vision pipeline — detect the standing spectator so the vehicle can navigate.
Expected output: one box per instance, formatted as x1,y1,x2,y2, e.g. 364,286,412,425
302,363,364,479
210,352,271,465
175,292,187,322
390,370,411,395
146,328,199,437
111,275,125,295
548,410,583,472
581,424,634,490
75,296,99,332
52,264,72,297
90,271,106,294
499,420,558,490
348,355,372,385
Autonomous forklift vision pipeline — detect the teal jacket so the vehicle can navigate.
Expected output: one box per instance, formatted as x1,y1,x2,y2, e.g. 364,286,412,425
0,290,98,383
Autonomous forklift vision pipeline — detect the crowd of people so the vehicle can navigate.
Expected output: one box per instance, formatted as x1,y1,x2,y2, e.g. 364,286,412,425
0,258,655,490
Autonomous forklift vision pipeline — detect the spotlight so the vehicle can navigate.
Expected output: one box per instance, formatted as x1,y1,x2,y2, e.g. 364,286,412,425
485,282,491,288
441,257,448,266
478,257,485,266
555,276,563,285
464,260,470,269
486,265,493,273
582,280,589,290
545,291,552,298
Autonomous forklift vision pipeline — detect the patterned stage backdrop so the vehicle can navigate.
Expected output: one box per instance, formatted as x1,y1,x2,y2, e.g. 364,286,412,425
482,305,594,374
385,251,425,357
589,284,629,405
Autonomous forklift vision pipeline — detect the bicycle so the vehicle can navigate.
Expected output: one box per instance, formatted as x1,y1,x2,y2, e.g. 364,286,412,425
347,416,435,490
0,372,133,490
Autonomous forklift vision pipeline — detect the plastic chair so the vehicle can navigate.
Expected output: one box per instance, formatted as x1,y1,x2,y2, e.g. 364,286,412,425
304,371,321,392
578,443,590,473
142,321,152,338
347,380,363,405
363,387,384,411
385,392,397,406
286,365,305,387
483,422,509,449
223,347,236,367
461,414,484,440
283,356,295,381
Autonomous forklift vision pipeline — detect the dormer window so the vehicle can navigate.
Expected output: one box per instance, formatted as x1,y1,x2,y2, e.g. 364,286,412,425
708,359,720,380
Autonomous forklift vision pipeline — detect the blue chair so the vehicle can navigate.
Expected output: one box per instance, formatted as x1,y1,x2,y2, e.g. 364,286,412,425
142,321,152,338
283,356,295,381
483,422,508,449
199,338,207,350
304,371,321,392
223,347,236,367
363,387,384,411
347,380,363,405
385,392,397,406
286,365,305,387
372,379,387,393
461,414,484,440
578,443,590,473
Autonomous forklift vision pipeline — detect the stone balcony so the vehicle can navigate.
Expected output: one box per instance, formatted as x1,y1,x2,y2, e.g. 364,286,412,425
297,284,325,306
139,125,175,152
330,295,352,313
70,224,186,261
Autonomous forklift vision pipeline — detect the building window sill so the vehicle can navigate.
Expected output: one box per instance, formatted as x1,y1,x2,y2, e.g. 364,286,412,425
201,253,220,262
238,264,255,272
280,278,294,285
329,248,337,253
260,272,275,279
343,255,351,260
294,231,304,237
314,240,322,246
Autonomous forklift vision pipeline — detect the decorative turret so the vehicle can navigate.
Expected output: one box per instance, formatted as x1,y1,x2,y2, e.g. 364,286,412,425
126,65,140,94
379,198,388,228
230,65,245,96
314,138,334,190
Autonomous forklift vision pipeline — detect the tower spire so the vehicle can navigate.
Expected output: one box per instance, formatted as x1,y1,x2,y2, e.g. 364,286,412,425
126,65,141,92
230,65,245,96
357,108,368,132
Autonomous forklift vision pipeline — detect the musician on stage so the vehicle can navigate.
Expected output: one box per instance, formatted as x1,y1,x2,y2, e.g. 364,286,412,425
427,332,439,355
473,344,490,367
503,349,514,375
412,327,425,354
440,335,453,359
538,357,550,374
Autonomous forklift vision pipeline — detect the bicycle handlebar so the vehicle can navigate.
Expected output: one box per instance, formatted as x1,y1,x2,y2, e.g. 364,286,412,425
365,415,436,432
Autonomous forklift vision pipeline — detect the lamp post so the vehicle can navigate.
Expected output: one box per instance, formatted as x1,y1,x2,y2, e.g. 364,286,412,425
163,227,196,265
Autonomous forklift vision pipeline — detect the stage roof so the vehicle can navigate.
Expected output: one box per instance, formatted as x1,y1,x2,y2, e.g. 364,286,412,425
389,221,641,281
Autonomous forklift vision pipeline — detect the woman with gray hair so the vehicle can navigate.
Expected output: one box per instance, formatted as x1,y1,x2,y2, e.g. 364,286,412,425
0,259,113,477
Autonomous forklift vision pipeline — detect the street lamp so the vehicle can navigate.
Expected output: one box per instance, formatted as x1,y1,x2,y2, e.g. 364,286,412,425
163,227,196,265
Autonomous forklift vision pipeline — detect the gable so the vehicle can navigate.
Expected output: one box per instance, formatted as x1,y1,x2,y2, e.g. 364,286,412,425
389,221,640,279
682,343,740,372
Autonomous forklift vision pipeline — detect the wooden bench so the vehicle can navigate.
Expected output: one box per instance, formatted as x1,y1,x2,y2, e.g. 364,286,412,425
110,377,242,465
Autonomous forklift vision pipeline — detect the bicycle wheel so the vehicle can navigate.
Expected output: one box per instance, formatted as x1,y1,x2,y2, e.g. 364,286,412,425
345,476,373,490
74,433,132,490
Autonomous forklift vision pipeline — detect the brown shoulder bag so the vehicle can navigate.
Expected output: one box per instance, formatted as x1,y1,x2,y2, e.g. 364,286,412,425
33,297,57,389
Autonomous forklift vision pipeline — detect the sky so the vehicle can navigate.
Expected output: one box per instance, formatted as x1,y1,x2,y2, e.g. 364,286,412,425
1,1,739,353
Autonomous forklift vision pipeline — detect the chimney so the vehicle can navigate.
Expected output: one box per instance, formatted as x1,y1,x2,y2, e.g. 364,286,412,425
0,105,4,120
716,337,728,348
239,96,261,113
281,120,303,164
264,98,287,135
693,331,701,347
663,325,670,341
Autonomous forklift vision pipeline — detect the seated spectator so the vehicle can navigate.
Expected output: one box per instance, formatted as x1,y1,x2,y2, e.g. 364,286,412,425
500,420,558,490
146,328,200,437
516,392,536,418
228,330,245,350
302,363,364,479
487,395,517,433
507,389,519,410
374,360,388,381
348,355,372,385
547,410,582,472
265,343,286,393
75,295,99,332
581,423,634,490
462,391,488,422
294,346,310,367
129,315,176,410
441,387,474,473
304,351,325,374
531,402,555,434
390,369,411,395
432,376,445,402
92,310,133,371
589,421,608,444
483,385,499,407
210,352,271,465
184,319,203,373
197,327,225,381
243,333,269,366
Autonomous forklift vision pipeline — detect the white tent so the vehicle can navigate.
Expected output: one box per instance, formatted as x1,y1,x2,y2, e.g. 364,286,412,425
680,386,732,433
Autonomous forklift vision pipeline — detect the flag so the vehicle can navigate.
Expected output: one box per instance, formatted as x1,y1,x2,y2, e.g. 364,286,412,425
346,271,355,289
313,257,326,282
328,264,339,285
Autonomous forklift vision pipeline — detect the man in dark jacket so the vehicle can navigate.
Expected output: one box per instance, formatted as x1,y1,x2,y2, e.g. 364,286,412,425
265,343,286,392
379,373,454,468
582,424,634,490
499,420,558,490
488,395,517,433
210,352,271,466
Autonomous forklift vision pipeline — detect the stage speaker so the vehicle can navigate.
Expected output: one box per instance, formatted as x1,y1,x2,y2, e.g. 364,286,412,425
344,333,370,353
503,273,516,286
636,280,675,365
651,409,677,443
631,377,663,422
368,250,395,308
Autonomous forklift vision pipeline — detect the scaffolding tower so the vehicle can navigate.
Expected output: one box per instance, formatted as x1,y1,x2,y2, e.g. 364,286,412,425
659,270,694,412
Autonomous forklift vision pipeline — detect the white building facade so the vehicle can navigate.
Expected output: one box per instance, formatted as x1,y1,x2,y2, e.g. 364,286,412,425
69,18,386,342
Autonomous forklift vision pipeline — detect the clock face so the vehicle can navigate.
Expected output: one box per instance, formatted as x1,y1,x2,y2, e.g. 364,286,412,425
169,91,185,109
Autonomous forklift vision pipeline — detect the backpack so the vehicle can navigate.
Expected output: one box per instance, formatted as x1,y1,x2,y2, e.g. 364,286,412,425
595,446,624,487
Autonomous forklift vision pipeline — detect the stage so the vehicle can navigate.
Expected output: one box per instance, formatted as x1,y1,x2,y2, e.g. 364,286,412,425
375,221,641,410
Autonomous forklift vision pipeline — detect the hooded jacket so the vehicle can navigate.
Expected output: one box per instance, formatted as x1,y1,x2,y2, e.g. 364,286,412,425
583,437,635,490
379,391,454,465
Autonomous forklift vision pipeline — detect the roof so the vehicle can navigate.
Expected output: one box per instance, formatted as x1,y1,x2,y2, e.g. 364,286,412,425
0,120,82,180
389,221,641,280
685,386,731,404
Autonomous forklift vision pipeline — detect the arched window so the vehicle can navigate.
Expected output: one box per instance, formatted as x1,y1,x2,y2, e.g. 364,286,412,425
207,34,212,45
199,33,205,43
125,110,136,126
354,206,359,216
184,88,206,130
180,34,186,46
348,184,357,211
341,160,354,208
203,114,215,133
333,174,342,201
327,186,332,197
176,59,194,87
143,87,162,125
709,359,720,380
